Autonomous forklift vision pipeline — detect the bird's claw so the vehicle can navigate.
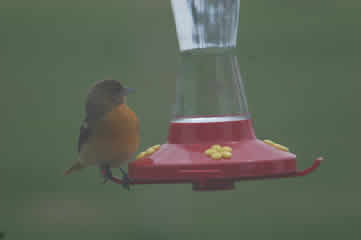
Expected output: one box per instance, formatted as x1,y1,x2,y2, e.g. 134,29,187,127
122,175,131,190
101,166,113,184
120,168,131,191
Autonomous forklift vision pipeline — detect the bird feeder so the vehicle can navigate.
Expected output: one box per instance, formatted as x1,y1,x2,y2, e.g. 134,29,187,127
107,0,322,191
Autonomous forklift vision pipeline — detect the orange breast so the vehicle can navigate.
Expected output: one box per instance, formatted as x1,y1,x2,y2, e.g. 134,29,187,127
92,104,140,156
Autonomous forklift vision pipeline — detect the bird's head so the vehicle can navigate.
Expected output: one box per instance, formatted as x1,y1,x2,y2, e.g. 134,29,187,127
87,79,135,105
86,80,135,120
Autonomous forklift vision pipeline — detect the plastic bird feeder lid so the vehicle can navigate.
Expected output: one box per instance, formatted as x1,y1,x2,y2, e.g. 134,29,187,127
106,118,322,191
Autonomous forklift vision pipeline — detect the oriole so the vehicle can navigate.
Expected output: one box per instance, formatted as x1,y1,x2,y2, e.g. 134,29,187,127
65,80,139,189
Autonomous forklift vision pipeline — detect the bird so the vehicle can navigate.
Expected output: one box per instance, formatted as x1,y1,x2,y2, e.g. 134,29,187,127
64,79,139,190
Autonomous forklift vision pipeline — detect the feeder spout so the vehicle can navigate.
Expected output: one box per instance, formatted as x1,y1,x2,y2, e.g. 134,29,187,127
295,156,323,177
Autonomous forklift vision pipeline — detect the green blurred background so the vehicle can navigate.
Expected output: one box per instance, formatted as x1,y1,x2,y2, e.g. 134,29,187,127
1,0,360,239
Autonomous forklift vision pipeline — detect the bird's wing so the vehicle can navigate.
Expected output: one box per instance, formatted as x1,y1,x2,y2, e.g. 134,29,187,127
78,119,91,153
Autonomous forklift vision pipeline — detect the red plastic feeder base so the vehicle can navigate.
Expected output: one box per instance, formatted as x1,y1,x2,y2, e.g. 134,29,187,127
107,118,322,191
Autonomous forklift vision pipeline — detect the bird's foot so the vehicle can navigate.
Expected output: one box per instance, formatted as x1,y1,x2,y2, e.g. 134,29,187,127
101,166,113,184
120,168,131,190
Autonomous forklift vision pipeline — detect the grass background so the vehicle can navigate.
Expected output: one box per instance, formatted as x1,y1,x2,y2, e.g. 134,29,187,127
1,0,360,239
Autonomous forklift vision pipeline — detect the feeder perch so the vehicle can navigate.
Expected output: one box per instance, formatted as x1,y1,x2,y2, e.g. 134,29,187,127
104,0,323,191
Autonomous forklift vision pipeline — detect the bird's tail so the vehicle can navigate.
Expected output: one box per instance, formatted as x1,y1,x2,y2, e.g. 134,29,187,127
64,161,85,176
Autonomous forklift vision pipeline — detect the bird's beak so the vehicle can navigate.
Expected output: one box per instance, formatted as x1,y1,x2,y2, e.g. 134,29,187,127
124,87,136,95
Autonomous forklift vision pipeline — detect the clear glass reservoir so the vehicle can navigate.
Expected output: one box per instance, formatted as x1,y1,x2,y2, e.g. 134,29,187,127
171,0,249,123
